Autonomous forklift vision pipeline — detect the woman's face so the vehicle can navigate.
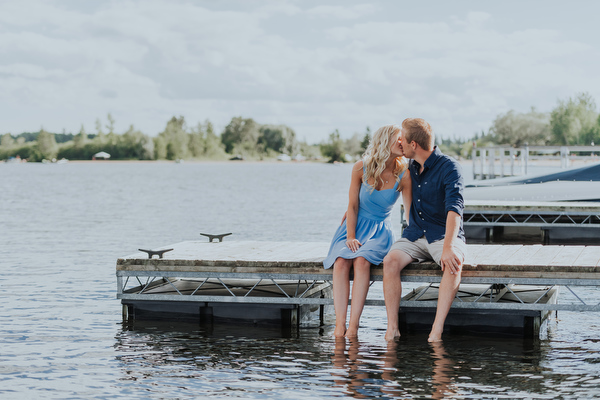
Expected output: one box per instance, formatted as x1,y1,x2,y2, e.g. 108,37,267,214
390,130,404,157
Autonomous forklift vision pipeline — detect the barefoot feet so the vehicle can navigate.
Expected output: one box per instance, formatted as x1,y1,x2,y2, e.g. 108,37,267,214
427,332,442,342
333,325,346,338
384,329,401,342
345,326,359,338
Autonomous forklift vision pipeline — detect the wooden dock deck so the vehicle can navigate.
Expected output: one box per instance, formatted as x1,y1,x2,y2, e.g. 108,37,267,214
117,241,600,307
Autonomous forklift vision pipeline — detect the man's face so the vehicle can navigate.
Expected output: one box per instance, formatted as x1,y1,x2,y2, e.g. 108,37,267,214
400,128,414,158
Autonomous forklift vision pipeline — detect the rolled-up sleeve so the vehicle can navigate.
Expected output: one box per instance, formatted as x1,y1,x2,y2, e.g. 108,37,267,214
444,164,464,217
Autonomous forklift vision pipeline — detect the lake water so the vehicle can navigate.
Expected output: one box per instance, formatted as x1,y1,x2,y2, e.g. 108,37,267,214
2,161,600,399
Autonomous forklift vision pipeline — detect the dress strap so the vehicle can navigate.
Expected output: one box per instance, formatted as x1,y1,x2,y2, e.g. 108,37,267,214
394,171,405,190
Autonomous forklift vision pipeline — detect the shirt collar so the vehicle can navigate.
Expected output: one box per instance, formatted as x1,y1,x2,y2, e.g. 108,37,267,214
423,146,442,169
412,146,441,173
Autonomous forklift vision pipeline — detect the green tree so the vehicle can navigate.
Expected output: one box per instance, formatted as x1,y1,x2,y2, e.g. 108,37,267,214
154,135,168,160
121,125,154,159
550,92,599,145
203,120,227,158
320,130,344,163
73,125,88,148
361,127,371,153
157,116,189,160
95,118,106,144
1,133,14,148
187,119,227,159
221,117,261,155
489,108,551,147
36,129,58,160
258,124,298,155
105,113,118,145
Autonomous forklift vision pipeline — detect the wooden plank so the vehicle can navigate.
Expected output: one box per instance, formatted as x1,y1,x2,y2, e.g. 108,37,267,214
573,246,600,267
116,242,600,280
462,245,489,262
548,246,586,267
503,245,544,266
473,245,522,266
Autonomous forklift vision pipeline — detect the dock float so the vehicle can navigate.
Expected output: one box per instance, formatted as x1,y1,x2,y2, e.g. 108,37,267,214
463,200,600,245
116,241,600,337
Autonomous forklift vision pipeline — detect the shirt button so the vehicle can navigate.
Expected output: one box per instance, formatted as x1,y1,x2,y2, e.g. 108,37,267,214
418,185,421,188
423,230,427,233
418,199,420,202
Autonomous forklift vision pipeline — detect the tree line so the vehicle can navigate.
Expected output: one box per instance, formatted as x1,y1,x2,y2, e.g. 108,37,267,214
0,115,325,162
2,92,599,162
439,92,600,158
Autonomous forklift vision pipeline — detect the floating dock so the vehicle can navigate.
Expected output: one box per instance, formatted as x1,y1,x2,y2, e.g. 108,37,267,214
116,241,600,338
463,200,600,245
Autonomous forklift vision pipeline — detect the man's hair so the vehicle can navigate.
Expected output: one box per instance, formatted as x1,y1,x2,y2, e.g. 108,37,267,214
402,118,434,151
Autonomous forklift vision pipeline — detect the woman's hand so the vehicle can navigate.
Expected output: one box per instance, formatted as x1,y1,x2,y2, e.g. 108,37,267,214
346,238,362,252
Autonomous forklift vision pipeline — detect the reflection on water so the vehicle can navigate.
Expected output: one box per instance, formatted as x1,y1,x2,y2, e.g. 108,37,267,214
329,334,548,399
113,318,600,399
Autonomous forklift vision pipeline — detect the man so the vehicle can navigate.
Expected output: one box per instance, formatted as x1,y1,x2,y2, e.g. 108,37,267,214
383,118,467,342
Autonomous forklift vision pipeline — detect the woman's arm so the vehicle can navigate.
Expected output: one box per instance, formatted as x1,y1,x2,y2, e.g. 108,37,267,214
400,170,412,223
345,160,363,252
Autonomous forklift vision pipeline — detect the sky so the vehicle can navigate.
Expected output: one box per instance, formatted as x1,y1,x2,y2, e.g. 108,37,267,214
1,0,599,144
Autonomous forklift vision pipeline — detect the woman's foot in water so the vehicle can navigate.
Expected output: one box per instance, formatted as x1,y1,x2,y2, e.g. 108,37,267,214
333,325,346,338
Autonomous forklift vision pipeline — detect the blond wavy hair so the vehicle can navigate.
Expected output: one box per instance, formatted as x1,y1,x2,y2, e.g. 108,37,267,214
362,124,408,192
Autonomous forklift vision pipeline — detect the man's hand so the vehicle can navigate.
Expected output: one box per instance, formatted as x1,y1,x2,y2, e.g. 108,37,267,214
440,246,462,274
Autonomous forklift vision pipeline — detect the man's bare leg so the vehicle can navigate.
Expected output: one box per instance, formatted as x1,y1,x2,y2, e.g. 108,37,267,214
346,257,371,337
332,258,352,337
383,250,414,341
428,267,461,342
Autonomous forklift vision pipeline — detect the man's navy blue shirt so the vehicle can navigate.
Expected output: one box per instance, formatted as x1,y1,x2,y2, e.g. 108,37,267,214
402,146,465,243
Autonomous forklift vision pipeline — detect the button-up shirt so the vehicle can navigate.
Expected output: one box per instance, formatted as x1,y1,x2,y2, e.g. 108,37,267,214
402,146,465,243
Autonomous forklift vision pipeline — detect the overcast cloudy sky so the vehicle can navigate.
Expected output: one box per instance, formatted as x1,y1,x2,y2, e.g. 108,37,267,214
2,0,599,143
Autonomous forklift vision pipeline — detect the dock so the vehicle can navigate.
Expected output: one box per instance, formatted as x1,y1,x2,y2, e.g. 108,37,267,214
116,241,600,337
471,145,599,180
462,200,600,244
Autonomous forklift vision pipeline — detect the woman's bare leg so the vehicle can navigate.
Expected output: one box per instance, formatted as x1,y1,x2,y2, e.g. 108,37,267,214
346,257,371,337
332,258,352,337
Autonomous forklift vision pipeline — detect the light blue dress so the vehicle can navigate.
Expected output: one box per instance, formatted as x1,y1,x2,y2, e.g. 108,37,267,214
323,172,404,269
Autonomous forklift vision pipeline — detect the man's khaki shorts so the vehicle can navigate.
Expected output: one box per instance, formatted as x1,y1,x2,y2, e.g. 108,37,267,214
389,237,467,266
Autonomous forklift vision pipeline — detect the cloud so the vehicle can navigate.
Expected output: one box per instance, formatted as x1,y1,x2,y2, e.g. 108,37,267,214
0,1,598,143
307,4,378,20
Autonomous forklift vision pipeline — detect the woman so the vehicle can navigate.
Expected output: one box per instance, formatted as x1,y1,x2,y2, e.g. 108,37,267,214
323,124,411,338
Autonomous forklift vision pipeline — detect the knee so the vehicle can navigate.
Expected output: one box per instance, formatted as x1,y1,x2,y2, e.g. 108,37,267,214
383,251,408,274
333,258,352,272
353,258,371,274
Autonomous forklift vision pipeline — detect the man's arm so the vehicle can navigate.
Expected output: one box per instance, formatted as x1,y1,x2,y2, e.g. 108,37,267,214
440,162,465,274
440,212,462,274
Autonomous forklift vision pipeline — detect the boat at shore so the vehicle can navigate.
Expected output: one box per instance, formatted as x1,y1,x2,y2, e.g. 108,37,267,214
465,162,600,202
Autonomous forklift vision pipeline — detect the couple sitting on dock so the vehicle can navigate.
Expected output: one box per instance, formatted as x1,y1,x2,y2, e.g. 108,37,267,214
323,118,467,342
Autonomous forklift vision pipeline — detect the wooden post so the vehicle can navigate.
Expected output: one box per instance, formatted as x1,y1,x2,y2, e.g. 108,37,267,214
522,145,529,175
488,148,495,179
510,148,515,176
480,149,486,179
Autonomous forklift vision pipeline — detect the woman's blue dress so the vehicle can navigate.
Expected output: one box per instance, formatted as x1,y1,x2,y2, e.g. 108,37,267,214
323,172,404,269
